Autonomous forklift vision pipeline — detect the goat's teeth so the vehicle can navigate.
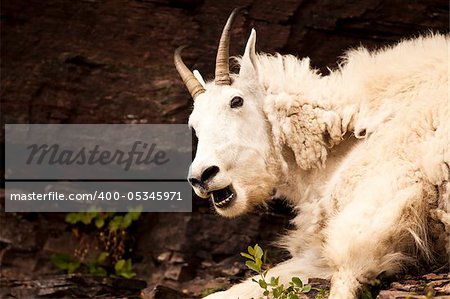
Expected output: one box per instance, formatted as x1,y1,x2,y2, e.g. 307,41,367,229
211,190,235,208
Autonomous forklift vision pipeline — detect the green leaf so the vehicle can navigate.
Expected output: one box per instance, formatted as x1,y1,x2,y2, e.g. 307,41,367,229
51,253,80,273
263,249,269,264
81,212,96,225
96,252,109,263
122,213,133,229
291,277,303,288
115,259,126,271
288,294,299,299
115,259,136,279
127,210,141,221
90,266,107,276
109,216,123,232
67,263,81,273
302,284,312,293
95,217,105,228
240,252,255,261
255,258,263,269
245,260,260,273
87,262,108,276
263,290,269,296
272,286,282,298
270,276,279,286
125,259,133,269
247,245,255,256
65,213,81,224
254,244,264,260
258,279,267,289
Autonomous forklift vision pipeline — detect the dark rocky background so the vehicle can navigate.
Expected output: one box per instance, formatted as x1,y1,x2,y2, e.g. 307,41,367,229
1,0,449,298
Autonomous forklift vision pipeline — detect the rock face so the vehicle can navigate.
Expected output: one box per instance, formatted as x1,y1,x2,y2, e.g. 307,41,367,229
0,274,147,298
2,0,448,125
1,0,449,298
377,273,450,299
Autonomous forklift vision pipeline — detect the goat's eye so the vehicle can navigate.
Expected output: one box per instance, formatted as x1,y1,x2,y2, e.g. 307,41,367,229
230,96,244,108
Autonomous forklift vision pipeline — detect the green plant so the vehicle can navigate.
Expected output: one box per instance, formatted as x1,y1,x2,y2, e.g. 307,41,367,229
51,252,108,276
113,258,135,278
314,288,330,299
241,244,313,299
51,253,81,273
52,208,141,279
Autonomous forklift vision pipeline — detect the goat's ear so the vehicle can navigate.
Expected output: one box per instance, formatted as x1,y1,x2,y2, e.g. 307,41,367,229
264,93,343,170
193,70,206,88
239,28,258,79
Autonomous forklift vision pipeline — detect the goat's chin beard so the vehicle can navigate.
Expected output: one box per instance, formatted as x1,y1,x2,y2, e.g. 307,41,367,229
213,178,276,218
210,159,281,218
214,197,248,218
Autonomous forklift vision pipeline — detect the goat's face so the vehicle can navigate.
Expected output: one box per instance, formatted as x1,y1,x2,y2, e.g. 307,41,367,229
175,11,277,217
188,81,276,217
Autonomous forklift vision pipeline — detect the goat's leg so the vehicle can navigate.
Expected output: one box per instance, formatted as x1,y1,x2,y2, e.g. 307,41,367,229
323,167,433,299
204,253,328,299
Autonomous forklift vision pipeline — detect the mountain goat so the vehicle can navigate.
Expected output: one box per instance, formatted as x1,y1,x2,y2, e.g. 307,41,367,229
174,9,450,299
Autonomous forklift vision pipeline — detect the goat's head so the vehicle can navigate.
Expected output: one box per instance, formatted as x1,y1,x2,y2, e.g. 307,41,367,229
175,10,278,217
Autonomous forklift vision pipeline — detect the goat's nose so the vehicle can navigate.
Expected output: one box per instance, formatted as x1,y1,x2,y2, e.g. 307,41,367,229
201,165,220,182
188,165,220,187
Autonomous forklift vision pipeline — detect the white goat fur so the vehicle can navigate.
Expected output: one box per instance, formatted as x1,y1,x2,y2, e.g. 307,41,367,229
187,31,449,299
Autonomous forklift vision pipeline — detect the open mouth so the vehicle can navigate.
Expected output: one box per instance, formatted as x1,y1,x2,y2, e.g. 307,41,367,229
210,185,235,208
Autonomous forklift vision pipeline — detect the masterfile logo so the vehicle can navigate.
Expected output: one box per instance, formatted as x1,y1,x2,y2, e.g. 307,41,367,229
4,124,193,212
25,141,170,171
5,124,191,180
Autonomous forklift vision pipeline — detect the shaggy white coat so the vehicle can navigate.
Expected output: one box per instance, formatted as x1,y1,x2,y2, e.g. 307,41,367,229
187,31,449,299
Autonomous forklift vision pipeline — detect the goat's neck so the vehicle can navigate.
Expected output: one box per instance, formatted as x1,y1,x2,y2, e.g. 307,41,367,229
276,133,359,208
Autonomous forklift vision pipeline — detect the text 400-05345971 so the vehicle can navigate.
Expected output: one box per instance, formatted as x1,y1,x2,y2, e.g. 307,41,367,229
96,191,184,201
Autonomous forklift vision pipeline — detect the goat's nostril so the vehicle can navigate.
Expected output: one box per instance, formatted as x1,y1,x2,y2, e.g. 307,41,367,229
201,165,220,182
188,177,201,187
189,166,220,187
